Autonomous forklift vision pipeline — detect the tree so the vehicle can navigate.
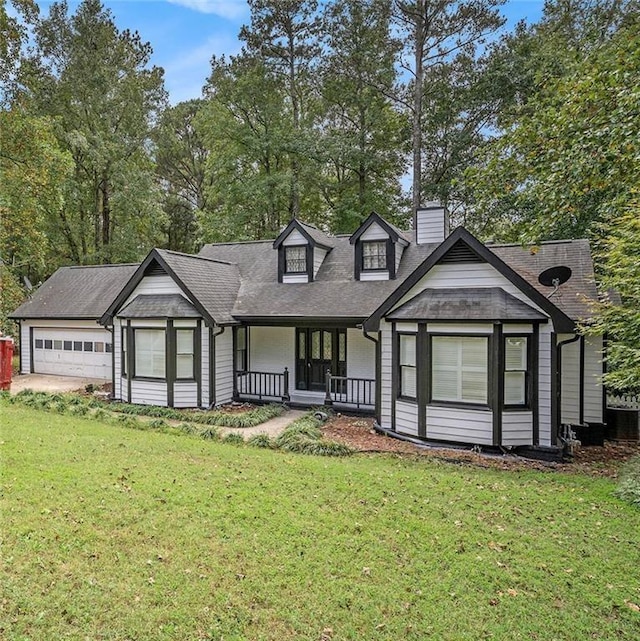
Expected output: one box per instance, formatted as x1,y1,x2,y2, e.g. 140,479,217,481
585,197,640,392
197,53,295,241
319,0,405,232
239,0,321,217
392,0,505,211
154,99,210,253
464,12,640,242
20,0,167,265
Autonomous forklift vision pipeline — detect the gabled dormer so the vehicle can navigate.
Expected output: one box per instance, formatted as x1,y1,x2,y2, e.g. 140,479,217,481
273,219,334,283
350,212,410,281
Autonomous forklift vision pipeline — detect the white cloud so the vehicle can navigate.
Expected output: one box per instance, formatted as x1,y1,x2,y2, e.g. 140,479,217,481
166,0,249,19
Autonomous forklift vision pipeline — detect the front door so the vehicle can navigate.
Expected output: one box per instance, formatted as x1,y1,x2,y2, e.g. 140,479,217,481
295,328,346,391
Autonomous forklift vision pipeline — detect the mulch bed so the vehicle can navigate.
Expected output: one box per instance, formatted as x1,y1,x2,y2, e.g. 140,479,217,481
321,415,640,478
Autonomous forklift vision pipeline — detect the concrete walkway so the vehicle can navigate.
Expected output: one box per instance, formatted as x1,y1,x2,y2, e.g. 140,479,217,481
220,409,307,439
9,373,106,395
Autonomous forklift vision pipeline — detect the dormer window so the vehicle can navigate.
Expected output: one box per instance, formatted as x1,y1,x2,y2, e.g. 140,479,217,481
362,241,387,271
285,246,307,274
273,219,334,283
350,212,409,281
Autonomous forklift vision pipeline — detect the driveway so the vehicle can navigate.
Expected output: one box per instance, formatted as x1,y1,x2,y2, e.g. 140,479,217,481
9,373,106,395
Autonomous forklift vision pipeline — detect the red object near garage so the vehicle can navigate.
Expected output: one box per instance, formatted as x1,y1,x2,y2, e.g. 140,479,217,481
0,336,14,390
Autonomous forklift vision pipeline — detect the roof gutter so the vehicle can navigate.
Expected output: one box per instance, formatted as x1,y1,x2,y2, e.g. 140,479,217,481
358,324,380,422
553,333,581,445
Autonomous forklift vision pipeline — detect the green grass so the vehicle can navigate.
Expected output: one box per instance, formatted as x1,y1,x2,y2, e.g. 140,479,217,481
1,404,639,640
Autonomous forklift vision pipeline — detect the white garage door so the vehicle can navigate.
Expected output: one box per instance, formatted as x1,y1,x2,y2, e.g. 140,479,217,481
33,328,112,379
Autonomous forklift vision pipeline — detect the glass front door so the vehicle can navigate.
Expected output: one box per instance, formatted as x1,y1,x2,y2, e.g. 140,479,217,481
295,328,346,391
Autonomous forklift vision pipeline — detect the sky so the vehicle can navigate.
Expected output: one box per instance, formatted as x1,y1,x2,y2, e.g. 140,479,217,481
35,0,546,105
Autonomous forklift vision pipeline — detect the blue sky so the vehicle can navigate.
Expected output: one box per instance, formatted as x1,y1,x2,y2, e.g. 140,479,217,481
36,0,545,104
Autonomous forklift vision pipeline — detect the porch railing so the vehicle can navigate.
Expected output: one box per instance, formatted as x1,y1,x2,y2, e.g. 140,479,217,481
607,394,640,410
235,368,290,402
325,370,375,409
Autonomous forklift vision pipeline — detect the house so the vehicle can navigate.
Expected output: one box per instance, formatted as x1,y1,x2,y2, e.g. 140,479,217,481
10,205,605,456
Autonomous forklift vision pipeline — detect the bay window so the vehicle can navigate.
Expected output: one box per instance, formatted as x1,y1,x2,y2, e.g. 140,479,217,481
504,336,528,406
176,329,195,380
398,334,417,399
431,336,488,405
135,329,165,379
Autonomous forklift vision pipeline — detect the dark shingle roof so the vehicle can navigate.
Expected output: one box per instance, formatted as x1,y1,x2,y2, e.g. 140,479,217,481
200,232,596,323
119,294,200,318
10,264,138,319
490,239,598,321
387,288,548,322
153,250,241,325
199,234,438,320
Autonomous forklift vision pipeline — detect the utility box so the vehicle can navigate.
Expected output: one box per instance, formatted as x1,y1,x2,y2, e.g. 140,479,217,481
0,336,14,391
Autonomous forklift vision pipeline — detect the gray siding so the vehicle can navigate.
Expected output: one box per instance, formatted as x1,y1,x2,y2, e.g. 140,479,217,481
130,379,168,406
583,335,603,423
379,321,393,427
560,334,580,425
20,322,30,374
426,406,493,445
502,412,533,446
538,326,552,446
396,400,418,436
201,328,210,407
346,329,375,380
416,207,447,244
174,381,198,408
215,329,233,404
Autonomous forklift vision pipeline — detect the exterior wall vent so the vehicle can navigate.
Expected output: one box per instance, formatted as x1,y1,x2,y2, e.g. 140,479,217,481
438,240,483,264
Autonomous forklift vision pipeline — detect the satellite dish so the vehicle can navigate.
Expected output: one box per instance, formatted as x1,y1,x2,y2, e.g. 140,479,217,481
23,276,33,291
538,266,572,287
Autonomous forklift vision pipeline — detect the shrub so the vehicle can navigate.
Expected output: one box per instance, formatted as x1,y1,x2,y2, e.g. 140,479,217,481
148,418,169,430
222,432,245,446
274,415,353,457
199,426,220,441
615,455,640,508
247,433,273,449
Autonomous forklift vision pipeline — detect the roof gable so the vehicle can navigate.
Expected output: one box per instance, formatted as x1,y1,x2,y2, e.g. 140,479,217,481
363,227,575,332
349,211,409,245
100,249,240,327
272,219,334,250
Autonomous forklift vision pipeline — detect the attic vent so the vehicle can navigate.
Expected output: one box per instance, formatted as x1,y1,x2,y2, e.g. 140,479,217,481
438,240,482,264
144,262,167,277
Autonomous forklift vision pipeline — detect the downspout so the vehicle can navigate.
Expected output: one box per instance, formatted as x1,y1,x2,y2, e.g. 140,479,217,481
209,324,225,409
360,325,380,424
555,333,581,445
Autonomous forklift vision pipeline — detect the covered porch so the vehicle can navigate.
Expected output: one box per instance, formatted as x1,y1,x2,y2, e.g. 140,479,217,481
232,325,377,412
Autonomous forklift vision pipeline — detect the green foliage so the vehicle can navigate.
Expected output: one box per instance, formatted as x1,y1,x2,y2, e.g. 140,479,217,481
615,455,640,509
18,0,167,266
4,402,639,640
584,199,640,392
275,415,353,456
0,265,24,338
222,432,245,446
246,433,273,449
199,426,220,440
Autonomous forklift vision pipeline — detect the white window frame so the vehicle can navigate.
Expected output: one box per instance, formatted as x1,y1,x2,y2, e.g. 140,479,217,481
362,240,387,271
175,329,195,380
398,333,417,400
431,335,489,406
134,329,166,379
504,336,529,407
284,245,307,274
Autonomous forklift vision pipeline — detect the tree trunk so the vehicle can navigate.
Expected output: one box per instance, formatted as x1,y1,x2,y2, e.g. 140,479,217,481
101,178,111,263
288,31,300,218
412,0,425,214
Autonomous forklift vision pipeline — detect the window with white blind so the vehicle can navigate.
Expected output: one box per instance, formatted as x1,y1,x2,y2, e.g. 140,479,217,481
504,336,528,406
134,329,165,379
431,336,488,405
285,246,307,273
362,241,387,270
398,334,417,399
176,329,195,379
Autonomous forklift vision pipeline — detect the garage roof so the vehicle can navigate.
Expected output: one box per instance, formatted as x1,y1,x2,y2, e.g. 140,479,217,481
10,264,139,320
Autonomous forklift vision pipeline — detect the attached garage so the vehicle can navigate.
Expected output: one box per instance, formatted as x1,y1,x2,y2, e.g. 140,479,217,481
10,264,138,380
31,327,112,378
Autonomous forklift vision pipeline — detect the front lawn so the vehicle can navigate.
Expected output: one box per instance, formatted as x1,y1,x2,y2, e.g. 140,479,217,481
1,404,639,640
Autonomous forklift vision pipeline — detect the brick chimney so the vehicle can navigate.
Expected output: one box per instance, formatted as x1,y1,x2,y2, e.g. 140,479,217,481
414,201,449,245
